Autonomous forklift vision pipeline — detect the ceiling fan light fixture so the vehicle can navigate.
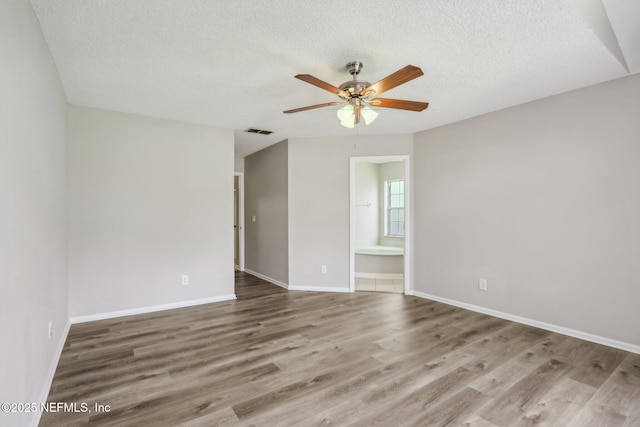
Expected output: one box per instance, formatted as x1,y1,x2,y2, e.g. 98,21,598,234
361,106,378,125
337,104,355,127
340,118,355,129
337,103,378,128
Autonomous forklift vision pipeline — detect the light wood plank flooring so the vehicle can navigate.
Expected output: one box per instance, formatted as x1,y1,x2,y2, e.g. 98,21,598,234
40,272,640,426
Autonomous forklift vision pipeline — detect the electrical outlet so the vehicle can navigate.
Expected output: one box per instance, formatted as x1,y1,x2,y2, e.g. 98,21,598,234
48,321,52,339
181,275,189,285
479,279,487,291
321,265,327,274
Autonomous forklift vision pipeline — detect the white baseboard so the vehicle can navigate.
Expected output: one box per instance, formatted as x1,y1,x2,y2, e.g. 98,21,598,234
407,290,640,355
31,319,71,427
242,270,350,293
244,269,288,289
69,294,237,324
355,272,404,280
288,285,351,293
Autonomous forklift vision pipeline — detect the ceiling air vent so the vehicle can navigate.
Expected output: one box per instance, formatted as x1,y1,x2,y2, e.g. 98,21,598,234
244,128,273,135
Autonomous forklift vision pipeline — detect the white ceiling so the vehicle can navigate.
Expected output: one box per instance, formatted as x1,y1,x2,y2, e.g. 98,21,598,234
31,0,639,158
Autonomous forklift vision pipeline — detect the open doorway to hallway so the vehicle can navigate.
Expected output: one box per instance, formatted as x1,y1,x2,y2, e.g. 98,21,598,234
349,156,410,294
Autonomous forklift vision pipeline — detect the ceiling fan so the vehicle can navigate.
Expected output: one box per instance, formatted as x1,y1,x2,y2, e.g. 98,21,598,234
283,61,429,128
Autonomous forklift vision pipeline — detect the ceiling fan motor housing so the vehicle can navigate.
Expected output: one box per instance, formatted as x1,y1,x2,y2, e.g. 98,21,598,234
338,80,372,98
339,61,374,99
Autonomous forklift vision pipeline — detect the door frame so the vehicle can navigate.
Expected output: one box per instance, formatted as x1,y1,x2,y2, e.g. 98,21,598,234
349,155,411,293
234,172,245,271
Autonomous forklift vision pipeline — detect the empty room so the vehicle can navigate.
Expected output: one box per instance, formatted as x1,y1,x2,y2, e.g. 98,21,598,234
2,0,640,426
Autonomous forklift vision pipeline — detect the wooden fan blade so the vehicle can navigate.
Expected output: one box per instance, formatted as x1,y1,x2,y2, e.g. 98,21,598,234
369,98,429,112
283,101,343,114
363,65,424,97
295,74,349,98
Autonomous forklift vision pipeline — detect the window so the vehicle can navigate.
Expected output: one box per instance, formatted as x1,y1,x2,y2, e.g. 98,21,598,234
385,179,404,236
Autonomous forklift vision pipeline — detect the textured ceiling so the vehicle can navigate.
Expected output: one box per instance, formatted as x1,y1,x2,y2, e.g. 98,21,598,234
31,0,639,158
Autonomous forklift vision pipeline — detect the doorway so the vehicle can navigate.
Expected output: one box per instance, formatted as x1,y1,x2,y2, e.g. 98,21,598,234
234,172,245,271
349,156,410,294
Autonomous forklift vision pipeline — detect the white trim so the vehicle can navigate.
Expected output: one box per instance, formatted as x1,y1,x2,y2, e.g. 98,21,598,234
349,158,356,292
288,285,350,293
234,172,245,272
408,290,640,355
349,155,411,294
243,270,349,293
70,295,237,324
31,319,71,427
403,157,412,295
355,272,404,280
244,269,288,289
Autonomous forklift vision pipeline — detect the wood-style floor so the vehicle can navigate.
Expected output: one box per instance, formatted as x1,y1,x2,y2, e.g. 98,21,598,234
40,272,640,426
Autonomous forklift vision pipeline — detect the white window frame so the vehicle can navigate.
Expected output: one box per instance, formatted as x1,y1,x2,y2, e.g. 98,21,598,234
385,179,405,237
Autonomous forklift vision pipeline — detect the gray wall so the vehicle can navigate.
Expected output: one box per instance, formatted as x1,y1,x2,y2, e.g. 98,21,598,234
414,74,640,346
354,162,380,246
244,140,289,284
0,1,69,425
68,106,235,317
234,154,244,173
288,134,413,290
